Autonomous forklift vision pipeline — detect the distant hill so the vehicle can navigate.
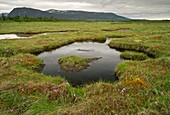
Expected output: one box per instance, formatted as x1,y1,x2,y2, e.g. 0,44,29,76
8,7,130,21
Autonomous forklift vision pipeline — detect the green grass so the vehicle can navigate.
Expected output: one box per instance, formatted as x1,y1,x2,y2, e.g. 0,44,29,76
120,51,149,60
108,38,160,58
58,55,88,72
0,54,86,114
0,21,170,114
58,55,101,72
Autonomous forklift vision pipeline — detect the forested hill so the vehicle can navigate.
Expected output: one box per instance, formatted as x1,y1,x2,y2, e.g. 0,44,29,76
8,7,130,21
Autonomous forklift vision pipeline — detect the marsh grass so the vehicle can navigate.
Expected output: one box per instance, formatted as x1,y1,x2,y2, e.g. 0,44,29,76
0,21,170,114
58,55,101,72
58,57,170,115
108,39,159,58
120,51,149,60
58,56,88,72
0,54,86,114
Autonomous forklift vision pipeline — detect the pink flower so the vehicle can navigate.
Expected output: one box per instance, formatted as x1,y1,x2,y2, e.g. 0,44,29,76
121,88,126,95
53,88,59,93
9,109,14,112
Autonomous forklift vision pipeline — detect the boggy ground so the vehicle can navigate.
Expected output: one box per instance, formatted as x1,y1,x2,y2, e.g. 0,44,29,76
58,55,101,72
0,21,170,114
120,51,149,60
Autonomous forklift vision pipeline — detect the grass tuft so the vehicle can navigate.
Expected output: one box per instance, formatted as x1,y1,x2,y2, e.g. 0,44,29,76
120,51,149,60
58,55,101,72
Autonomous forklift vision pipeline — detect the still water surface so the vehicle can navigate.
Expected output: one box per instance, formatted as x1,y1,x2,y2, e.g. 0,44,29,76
38,39,123,86
0,34,33,39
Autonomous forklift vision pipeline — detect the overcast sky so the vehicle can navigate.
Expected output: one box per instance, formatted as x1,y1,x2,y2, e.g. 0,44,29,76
0,0,170,20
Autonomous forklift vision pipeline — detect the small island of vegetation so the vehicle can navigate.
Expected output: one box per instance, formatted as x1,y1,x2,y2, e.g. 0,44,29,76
58,55,101,72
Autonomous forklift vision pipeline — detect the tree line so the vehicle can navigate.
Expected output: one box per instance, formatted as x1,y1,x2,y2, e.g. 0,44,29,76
0,15,67,22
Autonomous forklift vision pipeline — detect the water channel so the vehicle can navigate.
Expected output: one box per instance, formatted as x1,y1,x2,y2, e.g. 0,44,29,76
0,34,34,39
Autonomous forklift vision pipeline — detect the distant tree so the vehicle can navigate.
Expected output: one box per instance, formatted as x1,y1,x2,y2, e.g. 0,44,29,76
2,13,5,21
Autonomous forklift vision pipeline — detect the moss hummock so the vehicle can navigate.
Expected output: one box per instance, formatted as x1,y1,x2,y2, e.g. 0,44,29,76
120,51,149,60
58,55,101,72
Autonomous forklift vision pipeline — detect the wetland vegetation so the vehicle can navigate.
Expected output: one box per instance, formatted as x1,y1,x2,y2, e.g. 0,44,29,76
58,55,101,72
0,21,170,114
120,51,149,60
